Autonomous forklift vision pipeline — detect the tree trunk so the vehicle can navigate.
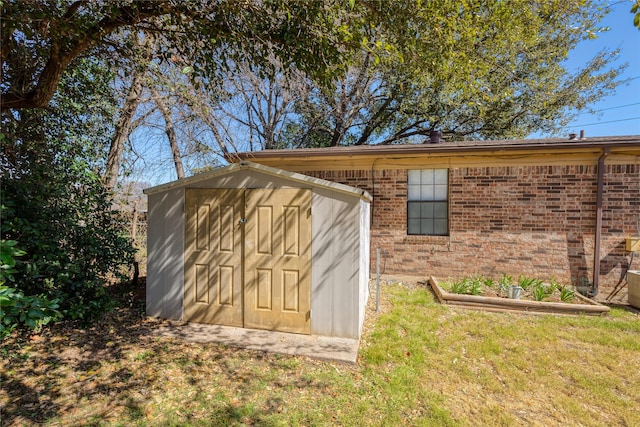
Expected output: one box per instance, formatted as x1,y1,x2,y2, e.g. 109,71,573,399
151,88,185,179
104,70,144,190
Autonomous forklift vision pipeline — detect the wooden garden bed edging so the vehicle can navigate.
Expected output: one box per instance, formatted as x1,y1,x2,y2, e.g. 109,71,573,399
426,276,610,316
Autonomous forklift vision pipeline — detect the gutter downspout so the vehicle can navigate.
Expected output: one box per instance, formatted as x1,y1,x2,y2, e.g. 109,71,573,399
592,147,610,297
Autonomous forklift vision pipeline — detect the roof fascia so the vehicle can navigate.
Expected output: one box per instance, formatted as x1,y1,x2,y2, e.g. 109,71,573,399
228,137,640,162
143,161,372,202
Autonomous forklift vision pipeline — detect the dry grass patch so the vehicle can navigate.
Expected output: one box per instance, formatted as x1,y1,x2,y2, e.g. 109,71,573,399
2,281,640,426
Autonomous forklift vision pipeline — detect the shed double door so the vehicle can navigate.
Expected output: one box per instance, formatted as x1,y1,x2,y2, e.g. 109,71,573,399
184,188,311,334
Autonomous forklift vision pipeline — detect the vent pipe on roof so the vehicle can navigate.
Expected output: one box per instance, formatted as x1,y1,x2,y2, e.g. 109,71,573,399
429,130,442,144
569,130,586,141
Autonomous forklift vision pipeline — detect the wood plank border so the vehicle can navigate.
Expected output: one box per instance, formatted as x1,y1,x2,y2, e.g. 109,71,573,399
424,276,610,316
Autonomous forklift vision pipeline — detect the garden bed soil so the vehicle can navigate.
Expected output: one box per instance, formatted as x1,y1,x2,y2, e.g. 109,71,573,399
426,276,610,316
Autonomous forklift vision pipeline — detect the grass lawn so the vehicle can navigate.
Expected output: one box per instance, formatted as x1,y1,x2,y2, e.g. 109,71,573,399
2,281,640,426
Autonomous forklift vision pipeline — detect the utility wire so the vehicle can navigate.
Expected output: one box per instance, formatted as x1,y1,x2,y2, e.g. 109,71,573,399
575,102,640,116
571,116,640,127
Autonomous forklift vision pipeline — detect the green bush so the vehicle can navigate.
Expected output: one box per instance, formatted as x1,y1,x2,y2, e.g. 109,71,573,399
518,275,542,291
1,239,24,283
0,240,62,339
0,285,62,339
1,58,135,322
1,166,134,321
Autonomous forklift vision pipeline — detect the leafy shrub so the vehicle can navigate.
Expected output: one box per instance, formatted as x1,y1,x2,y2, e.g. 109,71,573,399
449,279,468,294
468,275,484,295
483,277,496,289
0,241,62,338
1,240,24,283
0,286,62,339
1,59,135,322
1,174,133,321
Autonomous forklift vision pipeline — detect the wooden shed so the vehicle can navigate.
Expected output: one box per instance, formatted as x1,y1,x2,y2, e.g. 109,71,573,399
143,161,371,339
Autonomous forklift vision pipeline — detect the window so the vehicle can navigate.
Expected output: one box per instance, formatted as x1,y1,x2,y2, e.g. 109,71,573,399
407,169,448,236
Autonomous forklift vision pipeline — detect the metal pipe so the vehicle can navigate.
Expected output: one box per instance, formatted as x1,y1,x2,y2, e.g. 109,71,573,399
592,147,610,297
376,248,380,312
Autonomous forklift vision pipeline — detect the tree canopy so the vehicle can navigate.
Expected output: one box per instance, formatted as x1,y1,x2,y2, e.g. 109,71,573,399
633,1,640,30
265,0,624,145
0,0,361,111
1,1,626,176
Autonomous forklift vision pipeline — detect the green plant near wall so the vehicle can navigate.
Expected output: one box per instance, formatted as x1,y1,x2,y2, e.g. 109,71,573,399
531,282,555,301
518,275,542,291
483,277,495,289
559,286,576,303
448,277,483,296
499,274,513,293
449,279,469,294
468,276,484,295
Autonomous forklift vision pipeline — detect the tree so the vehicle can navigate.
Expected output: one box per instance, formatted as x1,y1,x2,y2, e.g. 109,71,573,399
150,86,185,179
633,1,640,30
283,0,624,144
1,0,371,185
177,55,310,152
282,53,394,147
147,0,622,150
1,57,134,320
1,0,361,112
104,33,154,189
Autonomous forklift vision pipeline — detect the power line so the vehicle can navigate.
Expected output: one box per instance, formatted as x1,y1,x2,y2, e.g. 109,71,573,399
576,102,640,116
595,103,640,112
572,116,640,128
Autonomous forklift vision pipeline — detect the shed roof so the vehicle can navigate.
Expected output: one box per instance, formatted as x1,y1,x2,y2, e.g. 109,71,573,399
143,161,372,201
228,135,640,162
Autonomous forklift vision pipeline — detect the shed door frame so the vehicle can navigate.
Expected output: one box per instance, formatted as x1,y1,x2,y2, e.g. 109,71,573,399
184,188,311,334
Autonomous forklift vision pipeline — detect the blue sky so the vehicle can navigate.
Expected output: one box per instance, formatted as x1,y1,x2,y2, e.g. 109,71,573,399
557,1,640,137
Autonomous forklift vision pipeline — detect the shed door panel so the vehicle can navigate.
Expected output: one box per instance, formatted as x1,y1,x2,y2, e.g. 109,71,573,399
184,189,243,326
244,189,311,334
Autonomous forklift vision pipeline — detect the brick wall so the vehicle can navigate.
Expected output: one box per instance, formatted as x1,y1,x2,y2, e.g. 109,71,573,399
306,163,640,289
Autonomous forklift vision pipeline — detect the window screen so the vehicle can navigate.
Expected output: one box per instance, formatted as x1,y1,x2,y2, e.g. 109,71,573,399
407,169,448,235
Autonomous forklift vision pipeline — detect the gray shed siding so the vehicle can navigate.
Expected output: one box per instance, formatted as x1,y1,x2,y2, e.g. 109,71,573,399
310,189,367,338
145,164,370,338
146,189,185,320
358,199,370,336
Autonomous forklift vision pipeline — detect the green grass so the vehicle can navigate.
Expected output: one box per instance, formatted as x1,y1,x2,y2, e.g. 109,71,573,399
2,284,640,426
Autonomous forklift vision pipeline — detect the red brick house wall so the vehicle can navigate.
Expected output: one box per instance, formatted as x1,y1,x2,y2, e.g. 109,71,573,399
304,164,640,289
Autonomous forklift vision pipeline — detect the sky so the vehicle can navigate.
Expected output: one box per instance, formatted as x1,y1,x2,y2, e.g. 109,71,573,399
554,0,640,138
